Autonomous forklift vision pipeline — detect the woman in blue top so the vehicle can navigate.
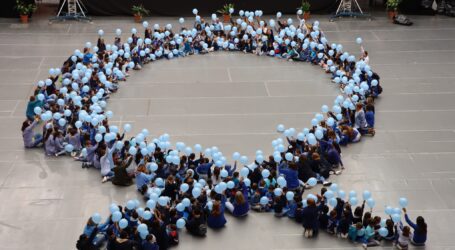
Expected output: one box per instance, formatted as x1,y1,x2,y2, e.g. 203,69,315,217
225,181,249,217
302,198,319,238
278,162,301,191
403,208,427,246
207,200,227,228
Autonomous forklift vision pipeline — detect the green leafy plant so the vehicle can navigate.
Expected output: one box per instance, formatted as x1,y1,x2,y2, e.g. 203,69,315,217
217,3,234,15
386,0,401,10
131,4,149,16
15,0,37,15
299,0,311,12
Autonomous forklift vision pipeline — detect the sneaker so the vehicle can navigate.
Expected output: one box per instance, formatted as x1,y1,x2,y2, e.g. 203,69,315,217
102,176,108,183
334,170,342,175
362,243,367,249
323,181,332,186
81,163,86,169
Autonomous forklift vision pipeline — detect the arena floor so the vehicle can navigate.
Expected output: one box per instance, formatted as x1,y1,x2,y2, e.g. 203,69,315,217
0,5,454,250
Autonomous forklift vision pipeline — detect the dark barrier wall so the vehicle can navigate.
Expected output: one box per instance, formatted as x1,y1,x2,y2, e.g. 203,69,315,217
0,0,34,18
81,0,339,16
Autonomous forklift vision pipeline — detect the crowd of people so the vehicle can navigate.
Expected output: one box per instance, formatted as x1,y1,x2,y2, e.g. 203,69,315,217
19,6,428,250
77,184,427,250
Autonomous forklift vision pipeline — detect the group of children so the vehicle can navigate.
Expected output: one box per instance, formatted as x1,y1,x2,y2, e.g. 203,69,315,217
16,7,401,250
77,179,427,250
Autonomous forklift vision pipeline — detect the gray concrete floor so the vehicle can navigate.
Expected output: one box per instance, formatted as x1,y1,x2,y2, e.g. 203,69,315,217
0,4,455,250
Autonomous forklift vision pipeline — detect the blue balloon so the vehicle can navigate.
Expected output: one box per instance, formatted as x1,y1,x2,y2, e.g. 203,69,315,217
338,190,346,199
180,183,189,192
328,198,338,207
260,196,269,205
239,156,248,165
307,177,317,187
176,218,186,229
91,213,101,224
285,152,294,161
366,198,376,208
112,211,122,222
126,200,136,210
399,197,408,208
286,191,294,201
119,218,128,229
146,199,156,209
277,176,287,187
385,206,393,215
64,144,74,152
240,167,249,177
143,211,152,220
138,223,148,233
262,169,270,178
392,214,401,223
379,227,388,237
182,198,191,207
176,203,185,212
227,181,235,189
363,190,372,200
192,187,202,198
349,197,358,206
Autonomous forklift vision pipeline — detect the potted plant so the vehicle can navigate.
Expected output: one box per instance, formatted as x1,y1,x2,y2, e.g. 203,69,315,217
386,0,400,19
217,3,234,22
299,0,311,20
15,0,37,23
131,5,149,23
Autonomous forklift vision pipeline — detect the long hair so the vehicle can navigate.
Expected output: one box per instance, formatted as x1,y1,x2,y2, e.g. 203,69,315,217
235,191,245,205
416,216,427,234
21,120,30,132
211,201,222,216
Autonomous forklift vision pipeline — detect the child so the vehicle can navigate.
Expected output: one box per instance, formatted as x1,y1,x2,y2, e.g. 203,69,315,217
403,208,427,246
327,209,338,234
395,224,412,250
337,210,351,238
348,222,365,243
318,204,329,230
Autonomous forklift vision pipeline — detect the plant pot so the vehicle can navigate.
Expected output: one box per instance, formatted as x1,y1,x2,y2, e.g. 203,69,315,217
20,14,29,23
134,14,142,23
303,11,311,20
387,10,398,19
223,14,230,23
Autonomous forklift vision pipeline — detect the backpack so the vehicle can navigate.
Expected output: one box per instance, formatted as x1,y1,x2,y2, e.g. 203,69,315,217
197,224,207,236
167,229,179,246
393,15,413,26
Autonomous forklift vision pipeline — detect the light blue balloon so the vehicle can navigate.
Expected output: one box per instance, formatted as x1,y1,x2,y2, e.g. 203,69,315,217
128,147,137,155
240,167,249,177
227,181,235,189
285,153,293,161
392,214,401,223
260,196,269,205
240,156,248,165
262,169,270,178
180,183,189,192
307,177,317,187
277,176,287,187
349,197,358,206
64,144,74,152
192,187,202,198
91,213,101,224
112,211,122,222
324,196,335,206
286,191,294,201
119,218,128,229
367,198,376,208
338,190,346,199
363,190,372,200
399,197,408,208
379,227,388,237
